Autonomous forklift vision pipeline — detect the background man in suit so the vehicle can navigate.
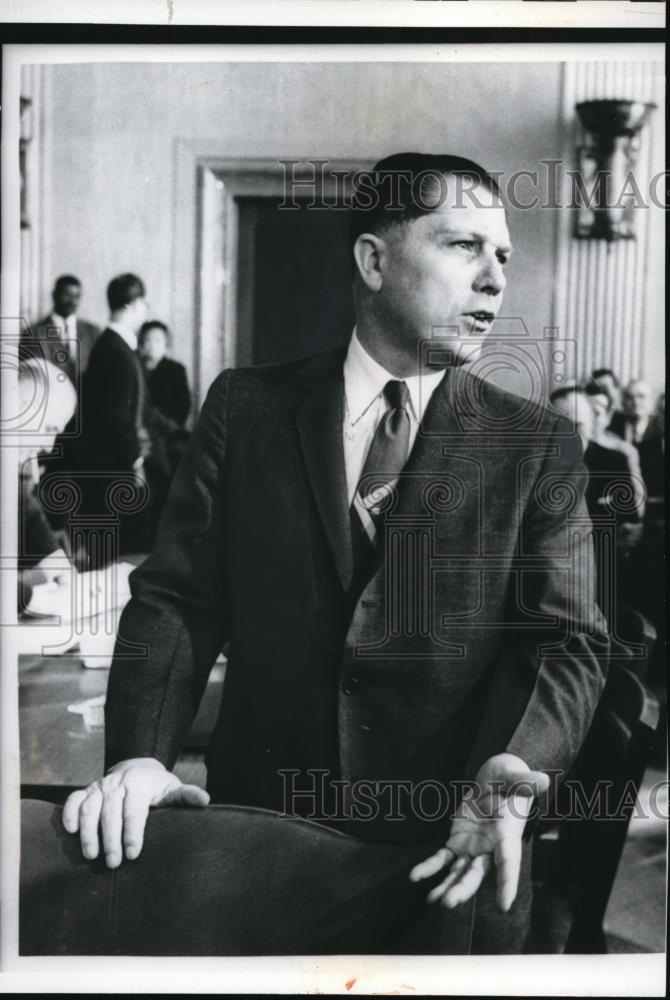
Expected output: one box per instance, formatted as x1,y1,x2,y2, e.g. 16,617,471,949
611,379,664,503
63,154,608,952
550,385,642,526
22,275,100,384
79,273,153,557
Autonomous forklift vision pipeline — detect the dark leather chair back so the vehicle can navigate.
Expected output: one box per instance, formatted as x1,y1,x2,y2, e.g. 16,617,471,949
21,802,452,955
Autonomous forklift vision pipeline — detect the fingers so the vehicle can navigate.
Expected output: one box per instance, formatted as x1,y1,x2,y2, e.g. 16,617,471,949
62,788,87,833
62,767,210,869
100,783,126,868
409,847,452,883
503,769,550,798
159,784,210,808
78,784,104,860
122,788,151,861
493,832,523,912
442,855,491,909
426,855,468,903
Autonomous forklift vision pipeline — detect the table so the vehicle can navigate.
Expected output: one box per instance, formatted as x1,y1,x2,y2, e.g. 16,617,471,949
19,653,226,792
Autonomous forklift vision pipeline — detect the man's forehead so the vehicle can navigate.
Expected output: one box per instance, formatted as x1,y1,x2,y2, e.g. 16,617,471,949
422,198,511,243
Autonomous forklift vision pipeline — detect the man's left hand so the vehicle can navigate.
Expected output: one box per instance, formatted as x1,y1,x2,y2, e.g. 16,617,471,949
409,753,550,912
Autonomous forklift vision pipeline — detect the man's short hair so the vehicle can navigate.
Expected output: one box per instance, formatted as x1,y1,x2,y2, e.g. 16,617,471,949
138,319,170,347
107,273,145,312
549,385,584,405
53,275,81,294
592,367,620,387
350,152,503,251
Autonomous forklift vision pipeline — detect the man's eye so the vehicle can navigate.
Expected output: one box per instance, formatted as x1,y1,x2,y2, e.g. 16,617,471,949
452,240,475,252
497,253,509,266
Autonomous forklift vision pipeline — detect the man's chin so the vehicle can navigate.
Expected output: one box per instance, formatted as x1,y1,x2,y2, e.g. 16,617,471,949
426,341,484,369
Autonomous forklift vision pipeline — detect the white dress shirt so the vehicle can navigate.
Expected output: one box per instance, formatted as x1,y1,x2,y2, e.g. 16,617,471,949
49,312,77,341
342,330,446,504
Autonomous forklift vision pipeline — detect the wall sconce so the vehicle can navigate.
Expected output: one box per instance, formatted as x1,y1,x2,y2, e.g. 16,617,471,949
575,99,656,241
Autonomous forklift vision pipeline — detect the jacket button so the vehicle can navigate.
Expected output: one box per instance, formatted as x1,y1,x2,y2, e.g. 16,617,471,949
342,675,361,695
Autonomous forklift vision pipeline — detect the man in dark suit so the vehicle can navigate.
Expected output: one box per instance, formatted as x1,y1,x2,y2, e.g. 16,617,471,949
79,273,155,556
550,385,642,631
550,386,642,525
21,275,100,385
63,154,609,951
610,379,664,503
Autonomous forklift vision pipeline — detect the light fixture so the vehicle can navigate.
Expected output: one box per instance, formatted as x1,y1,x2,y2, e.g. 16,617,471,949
575,99,656,241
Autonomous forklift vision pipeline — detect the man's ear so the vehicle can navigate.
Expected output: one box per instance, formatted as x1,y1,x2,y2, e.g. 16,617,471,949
353,233,386,292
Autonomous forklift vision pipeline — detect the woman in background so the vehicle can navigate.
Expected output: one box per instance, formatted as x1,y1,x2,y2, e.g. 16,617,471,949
137,320,192,540
137,320,191,427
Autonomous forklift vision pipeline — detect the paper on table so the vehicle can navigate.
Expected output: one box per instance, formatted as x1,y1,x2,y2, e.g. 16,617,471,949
23,562,133,621
67,693,106,729
78,624,118,669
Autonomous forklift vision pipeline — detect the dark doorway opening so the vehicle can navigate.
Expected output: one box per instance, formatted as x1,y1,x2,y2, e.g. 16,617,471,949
236,197,355,366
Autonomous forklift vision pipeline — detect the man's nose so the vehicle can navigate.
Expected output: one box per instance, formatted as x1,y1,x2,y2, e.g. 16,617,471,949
473,252,506,296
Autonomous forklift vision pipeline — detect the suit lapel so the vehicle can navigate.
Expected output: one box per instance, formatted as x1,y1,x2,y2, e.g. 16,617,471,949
393,364,490,520
293,348,354,591
394,365,458,508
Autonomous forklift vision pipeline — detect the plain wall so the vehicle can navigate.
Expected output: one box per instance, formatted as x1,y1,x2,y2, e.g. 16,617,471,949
34,60,564,392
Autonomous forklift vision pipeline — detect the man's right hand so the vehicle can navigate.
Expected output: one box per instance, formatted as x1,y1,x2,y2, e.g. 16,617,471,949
62,757,210,868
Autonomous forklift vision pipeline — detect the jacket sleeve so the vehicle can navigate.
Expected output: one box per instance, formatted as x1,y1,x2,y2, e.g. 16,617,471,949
105,371,233,771
465,417,610,783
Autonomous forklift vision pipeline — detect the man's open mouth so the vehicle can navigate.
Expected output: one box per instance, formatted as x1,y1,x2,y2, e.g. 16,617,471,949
463,312,495,330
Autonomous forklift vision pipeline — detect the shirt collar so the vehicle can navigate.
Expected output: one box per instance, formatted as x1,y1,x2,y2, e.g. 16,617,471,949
50,312,75,334
343,328,445,425
107,321,137,352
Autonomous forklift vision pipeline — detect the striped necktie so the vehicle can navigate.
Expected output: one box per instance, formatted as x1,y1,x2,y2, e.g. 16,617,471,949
350,380,411,574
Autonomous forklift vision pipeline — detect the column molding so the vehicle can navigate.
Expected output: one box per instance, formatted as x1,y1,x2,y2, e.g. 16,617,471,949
553,60,664,388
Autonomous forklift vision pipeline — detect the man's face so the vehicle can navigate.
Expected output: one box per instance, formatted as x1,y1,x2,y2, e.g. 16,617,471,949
53,282,81,318
623,382,653,420
376,180,511,365
128,296,149,334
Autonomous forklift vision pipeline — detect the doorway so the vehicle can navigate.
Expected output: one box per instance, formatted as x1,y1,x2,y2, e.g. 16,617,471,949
236,197,354,366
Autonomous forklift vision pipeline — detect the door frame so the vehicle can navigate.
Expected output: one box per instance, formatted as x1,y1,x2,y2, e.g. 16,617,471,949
176,146,369,407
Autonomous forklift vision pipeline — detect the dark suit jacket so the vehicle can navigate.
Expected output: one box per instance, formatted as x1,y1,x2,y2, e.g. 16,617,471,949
105,348,609,841
144,356,191,427
584,440,641,524
20,315,100,384
81,328,148,472
609,412,664,500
